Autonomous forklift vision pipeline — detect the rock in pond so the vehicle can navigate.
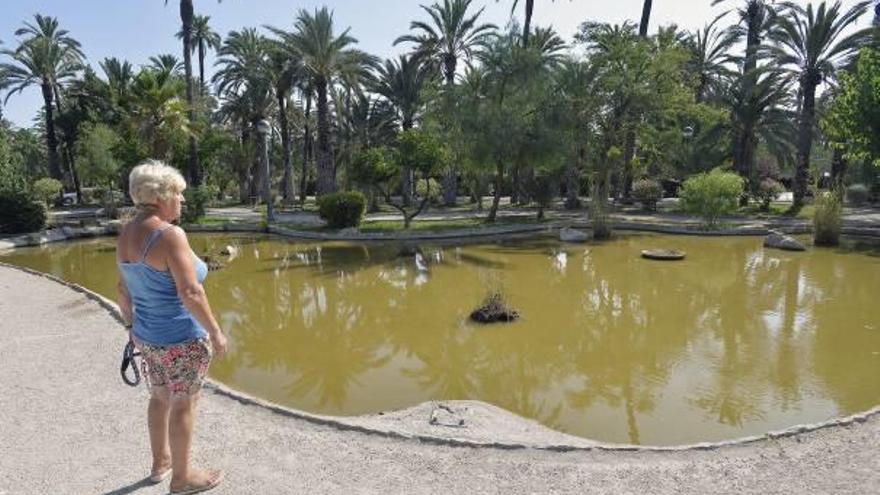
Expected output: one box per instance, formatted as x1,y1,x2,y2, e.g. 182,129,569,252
219,245,239,257
641,249,686,261
764,231,806,251
560,227,589,243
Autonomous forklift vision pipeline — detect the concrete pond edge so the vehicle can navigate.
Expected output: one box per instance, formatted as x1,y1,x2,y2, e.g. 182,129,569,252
1,259,878,454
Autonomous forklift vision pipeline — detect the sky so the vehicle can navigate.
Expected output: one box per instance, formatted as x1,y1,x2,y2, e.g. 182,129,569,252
0,0,874,127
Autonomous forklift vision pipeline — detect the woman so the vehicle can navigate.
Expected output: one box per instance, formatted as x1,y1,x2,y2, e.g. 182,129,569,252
116,160,227,494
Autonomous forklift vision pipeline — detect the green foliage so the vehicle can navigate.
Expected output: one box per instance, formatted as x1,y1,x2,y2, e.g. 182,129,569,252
756,178,784,211
396,128,450,177
317,191,367,228
182,185,213,224
824,49,880,167
679,168,744,227
632,178,663,211
31,178,63,206
0,189,47,234
416,178,442,204
76,123,121,187
813,190,842,246
845,183,870,206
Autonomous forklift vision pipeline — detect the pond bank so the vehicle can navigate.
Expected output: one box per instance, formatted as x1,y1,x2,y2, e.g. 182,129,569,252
1,264,879,494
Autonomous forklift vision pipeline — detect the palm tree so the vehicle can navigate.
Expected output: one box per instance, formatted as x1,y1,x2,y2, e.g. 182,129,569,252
165,0,220,186
372,55,433,204
769,1,872,209
495,1,569,47
178,14,221,95
213,28,274,202
284,7,375,196
148,53,183,76
395,0,496,205
0,14,83,183
128,68,191,160
262,35,304,205
712,0,779,199
639,0,654,37
685,14,737,102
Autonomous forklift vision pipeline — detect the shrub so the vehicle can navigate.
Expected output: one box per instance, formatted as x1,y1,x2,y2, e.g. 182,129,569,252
0,189,47,234
632,178,663,211
756,178,784,211
416,178,442,205
32,178,63,207
317,191,367,229
845,183,869,206
813,190,842,246
182,185,213,224
679,168,744,227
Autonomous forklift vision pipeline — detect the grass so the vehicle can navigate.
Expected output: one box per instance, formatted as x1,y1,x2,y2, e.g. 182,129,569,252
359,216,549,233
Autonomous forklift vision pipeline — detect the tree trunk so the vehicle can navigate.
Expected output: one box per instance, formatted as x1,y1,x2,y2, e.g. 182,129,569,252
793,80,817,210
639,0,653,37
315,77,336,196
564,144,584,209
522,0,535,47
622,128,636,203
40,83,63,182
278,93,295,205
440,57,458,206
401,117,413,207
198,40,206,96
300,92,312,205
180,0,201,186
52,86,83,203
830,147,847,190
487,159,505,223
510,167,520,205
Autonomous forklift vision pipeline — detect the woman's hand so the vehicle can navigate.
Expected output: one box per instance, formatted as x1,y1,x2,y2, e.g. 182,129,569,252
211,331,228,357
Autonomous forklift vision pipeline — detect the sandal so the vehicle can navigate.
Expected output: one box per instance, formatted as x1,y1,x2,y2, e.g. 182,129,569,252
169,470,224,495
148,468,172,484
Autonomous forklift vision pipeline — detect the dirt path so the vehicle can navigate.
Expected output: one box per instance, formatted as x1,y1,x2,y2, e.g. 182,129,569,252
1,265,878,495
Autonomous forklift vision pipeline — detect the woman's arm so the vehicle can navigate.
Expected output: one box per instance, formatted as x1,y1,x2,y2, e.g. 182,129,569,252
164,226,228,355
116,276,134,328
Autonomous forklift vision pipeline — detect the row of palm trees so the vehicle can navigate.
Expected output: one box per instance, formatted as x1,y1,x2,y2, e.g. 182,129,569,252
1,0,876,214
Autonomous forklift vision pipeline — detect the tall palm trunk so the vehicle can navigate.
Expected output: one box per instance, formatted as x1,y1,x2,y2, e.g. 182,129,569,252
442,56,458,206
300,92,312,205
198,39,206,96
793,78,817,209
179,0,201,186
315,77,336,196
40,82,63,182
522,0,535,47
401,117,414,206
733,1,762,202
639,0,653,37
52,88,82,203
278,93,295,205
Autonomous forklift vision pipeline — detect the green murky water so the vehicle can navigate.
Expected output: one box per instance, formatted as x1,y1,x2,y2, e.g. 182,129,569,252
3,233,879,445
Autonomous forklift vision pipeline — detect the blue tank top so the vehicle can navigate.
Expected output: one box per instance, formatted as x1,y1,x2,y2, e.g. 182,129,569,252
118,224,209,346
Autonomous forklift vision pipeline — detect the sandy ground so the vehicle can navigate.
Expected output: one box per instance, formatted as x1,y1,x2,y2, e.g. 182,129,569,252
1,265,878,495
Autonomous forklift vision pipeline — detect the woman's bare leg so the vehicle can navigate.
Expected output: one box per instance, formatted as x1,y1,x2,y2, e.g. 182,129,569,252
147,386,172,476
168,392,221,491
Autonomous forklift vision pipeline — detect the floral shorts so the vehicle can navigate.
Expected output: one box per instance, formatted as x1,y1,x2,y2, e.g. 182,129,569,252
134,337,213,397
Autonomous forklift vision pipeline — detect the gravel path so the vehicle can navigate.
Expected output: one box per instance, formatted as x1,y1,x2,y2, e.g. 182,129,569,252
1,265,878,495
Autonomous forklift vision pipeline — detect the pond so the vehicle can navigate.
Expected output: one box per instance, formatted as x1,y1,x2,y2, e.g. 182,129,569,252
3,233,879,445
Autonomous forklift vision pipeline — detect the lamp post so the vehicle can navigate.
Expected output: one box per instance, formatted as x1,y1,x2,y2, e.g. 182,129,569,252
256,119,275,223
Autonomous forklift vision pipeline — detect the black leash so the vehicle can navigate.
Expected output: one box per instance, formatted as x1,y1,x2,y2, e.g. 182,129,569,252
121,339,142,387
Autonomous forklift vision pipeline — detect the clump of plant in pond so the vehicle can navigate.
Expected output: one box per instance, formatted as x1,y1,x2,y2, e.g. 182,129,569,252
679,168,744,228
470,292,520,324
813,189,843,246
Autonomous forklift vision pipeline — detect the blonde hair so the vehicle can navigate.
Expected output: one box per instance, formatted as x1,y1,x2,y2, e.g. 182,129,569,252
128,160,187,207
